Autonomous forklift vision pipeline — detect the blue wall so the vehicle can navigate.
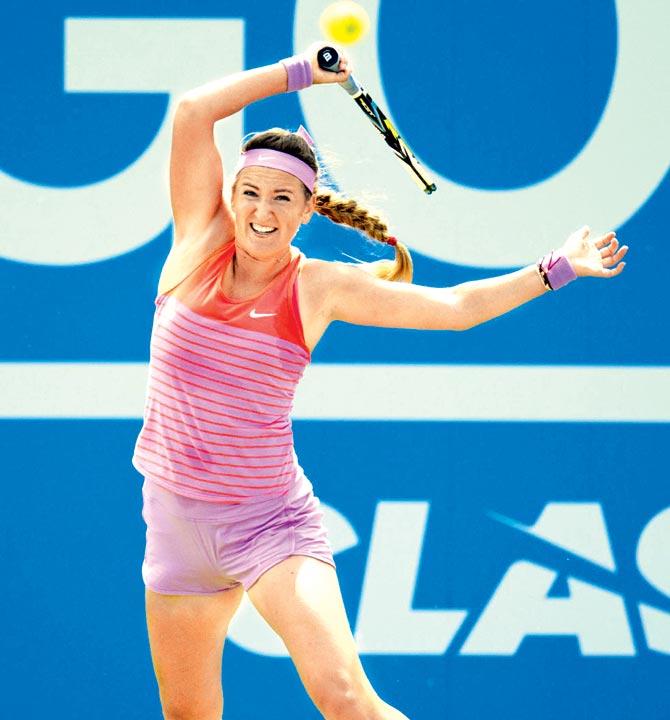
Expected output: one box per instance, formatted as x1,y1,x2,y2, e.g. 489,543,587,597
1,2,668,719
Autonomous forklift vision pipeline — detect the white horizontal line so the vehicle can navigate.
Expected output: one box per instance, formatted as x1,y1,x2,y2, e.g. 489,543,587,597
1,363,668,422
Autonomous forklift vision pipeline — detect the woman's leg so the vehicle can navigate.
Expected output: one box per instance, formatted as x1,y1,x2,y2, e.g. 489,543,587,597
247,556,410,720
145,586,244,720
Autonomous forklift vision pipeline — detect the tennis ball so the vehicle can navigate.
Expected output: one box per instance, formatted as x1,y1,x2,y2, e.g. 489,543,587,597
319,1,370,45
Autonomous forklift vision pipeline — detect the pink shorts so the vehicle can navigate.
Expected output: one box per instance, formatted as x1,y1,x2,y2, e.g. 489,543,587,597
141,475,335,595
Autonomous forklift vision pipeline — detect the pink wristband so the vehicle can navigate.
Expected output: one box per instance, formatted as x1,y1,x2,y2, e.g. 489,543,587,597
280,54,313,92
539,250,578,290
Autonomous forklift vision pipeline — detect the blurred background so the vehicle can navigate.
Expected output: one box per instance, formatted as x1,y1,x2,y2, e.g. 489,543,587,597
1,1,668,718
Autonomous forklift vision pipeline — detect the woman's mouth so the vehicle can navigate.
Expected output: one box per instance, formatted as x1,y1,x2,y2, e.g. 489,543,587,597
250,223,278,236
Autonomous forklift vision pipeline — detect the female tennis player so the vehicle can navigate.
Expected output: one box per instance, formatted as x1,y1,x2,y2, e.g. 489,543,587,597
132,44,628,720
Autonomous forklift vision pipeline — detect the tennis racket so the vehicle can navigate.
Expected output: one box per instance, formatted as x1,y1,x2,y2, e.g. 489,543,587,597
317,46,437,195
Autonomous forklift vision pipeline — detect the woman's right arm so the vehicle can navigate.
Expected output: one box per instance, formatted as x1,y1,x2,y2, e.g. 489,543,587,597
170,47,350,245
170,64,290,244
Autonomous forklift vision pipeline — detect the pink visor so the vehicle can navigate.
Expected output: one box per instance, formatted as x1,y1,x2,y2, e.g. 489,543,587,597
234,148,316,192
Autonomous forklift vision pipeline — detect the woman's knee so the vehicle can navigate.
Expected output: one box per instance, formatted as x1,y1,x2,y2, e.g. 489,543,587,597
309,667,381,720
160,691,223,720
154,653,224,720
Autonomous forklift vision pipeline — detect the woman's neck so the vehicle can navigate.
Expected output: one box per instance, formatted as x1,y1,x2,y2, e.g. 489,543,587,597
225,243,293,297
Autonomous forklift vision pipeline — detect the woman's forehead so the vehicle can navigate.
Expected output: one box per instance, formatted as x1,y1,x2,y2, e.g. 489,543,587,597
236,166,303,192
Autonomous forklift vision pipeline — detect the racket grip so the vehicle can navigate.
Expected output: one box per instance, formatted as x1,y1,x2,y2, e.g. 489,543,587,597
317,46,362,96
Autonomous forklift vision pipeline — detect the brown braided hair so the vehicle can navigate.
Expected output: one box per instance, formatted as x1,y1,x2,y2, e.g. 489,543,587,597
236,128,413,283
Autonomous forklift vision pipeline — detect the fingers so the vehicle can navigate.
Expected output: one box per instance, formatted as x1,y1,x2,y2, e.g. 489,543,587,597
601,240,629,266
600,236,619,259
333,50,351,80
309,55,352,85
602,245,628,276
306,42,352,80
336,62,351,82
612,246,629,265
575,227,629,278
595,230,616,249
605,260,626,277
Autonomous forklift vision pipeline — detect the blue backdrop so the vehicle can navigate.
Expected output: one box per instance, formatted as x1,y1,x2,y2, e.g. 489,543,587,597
1,1,668,719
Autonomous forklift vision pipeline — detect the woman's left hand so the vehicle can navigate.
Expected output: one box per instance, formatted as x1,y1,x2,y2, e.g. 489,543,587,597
560,225,629,278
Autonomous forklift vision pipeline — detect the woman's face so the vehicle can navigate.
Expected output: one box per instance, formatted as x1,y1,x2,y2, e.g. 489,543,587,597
231,166,314,261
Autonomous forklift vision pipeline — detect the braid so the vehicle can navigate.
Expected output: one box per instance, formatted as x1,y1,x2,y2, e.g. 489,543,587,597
235,129,413,283
315,190,413,283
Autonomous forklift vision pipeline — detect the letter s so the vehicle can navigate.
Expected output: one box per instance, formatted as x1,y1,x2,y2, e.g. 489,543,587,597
637,507,670,654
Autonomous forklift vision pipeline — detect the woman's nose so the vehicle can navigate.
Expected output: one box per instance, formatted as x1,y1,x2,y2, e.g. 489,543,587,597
253,199,274,222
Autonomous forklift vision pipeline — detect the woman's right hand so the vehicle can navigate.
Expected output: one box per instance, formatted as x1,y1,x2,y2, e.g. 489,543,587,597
304,43,352,85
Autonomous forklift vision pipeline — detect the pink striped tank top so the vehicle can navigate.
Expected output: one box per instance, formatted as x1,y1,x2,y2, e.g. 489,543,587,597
131,241,311,503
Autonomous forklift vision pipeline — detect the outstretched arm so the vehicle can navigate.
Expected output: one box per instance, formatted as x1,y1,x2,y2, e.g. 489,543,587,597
322,227,628,331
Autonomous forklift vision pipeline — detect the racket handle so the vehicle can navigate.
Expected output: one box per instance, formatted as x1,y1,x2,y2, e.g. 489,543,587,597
317,46,362,96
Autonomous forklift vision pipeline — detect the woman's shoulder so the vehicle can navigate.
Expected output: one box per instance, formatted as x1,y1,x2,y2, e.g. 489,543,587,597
299,256,340,295
300,255,356,279
297,255,375,315
300,255,373,289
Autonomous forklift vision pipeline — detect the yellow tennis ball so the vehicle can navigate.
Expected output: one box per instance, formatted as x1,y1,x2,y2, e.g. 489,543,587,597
319,1,370,45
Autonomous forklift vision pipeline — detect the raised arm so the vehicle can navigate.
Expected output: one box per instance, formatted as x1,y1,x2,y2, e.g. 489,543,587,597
170,64,288,243
319,227,628,332
170,47,350,245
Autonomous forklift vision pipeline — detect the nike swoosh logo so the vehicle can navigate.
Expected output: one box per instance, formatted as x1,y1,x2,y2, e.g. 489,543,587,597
250,309,277,319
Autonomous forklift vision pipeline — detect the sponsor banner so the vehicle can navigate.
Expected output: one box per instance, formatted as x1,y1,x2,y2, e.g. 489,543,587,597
1,2,667,718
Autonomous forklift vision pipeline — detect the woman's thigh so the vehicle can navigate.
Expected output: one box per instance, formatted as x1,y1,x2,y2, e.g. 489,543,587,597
145,586,244,719
246,556,380,715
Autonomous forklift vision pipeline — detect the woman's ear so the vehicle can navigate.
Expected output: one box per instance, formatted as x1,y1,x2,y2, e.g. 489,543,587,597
229,181,238,213
301,193,316,224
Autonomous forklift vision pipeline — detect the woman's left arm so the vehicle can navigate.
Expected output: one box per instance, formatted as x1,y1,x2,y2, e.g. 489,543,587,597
454,227,628,327
322,226,628,332
455,226,627,329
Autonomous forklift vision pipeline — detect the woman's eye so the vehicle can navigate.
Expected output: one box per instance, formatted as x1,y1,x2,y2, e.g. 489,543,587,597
242,190,290,201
